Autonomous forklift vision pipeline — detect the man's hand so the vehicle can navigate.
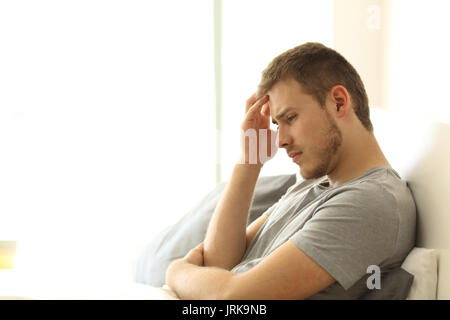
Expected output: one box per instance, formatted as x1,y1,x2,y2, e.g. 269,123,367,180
165,242,208,297
241,93,270,132
165,240,236,299
166,242,205,285
240,93,278,165
182,242,204,266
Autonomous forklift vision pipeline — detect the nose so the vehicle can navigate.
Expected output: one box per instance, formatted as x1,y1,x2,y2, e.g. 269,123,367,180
276,127,292,149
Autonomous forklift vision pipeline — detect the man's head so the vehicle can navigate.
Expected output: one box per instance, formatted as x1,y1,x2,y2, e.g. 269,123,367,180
258,43,374,180
257,42,372,132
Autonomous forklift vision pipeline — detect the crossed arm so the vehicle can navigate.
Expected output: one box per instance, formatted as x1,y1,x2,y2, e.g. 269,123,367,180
165,237,335,300
164,165,336,300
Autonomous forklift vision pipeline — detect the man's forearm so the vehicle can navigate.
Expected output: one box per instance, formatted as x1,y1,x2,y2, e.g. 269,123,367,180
203,163,262,270
166,259,234,300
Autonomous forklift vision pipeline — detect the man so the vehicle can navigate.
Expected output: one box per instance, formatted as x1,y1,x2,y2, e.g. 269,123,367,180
165,42,416,299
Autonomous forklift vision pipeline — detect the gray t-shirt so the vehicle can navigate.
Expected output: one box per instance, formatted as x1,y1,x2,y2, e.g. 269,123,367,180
231,166,416,299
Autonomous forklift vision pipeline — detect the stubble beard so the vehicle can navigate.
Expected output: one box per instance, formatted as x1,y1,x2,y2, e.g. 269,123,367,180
300,110,343,180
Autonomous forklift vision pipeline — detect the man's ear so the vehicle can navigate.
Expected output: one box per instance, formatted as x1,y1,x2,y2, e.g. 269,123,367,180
330,85,350,117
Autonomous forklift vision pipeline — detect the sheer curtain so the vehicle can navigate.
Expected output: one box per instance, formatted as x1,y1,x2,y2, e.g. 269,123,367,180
0,1,215,282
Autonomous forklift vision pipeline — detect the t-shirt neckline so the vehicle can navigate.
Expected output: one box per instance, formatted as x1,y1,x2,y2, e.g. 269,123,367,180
316,166,398,190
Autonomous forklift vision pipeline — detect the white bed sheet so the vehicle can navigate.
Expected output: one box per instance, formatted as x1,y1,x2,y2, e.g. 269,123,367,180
0,270,179,300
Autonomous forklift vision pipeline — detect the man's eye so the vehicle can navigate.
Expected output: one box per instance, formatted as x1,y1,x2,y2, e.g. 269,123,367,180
287,115,297,122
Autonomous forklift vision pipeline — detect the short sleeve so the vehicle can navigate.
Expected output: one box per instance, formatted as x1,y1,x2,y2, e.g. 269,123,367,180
290,183,399,290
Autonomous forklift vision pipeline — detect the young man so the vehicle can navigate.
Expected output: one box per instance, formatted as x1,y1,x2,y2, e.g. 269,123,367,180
165,42,416,299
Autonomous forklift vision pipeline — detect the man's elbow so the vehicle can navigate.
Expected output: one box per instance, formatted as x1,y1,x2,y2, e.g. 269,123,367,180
204,259,235,271
203,240,247,271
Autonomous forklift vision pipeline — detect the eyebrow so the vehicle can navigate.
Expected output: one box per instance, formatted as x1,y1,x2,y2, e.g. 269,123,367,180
272,107,295,125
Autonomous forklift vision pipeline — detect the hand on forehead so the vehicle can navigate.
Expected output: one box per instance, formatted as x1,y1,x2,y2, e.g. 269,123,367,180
261,99,271,117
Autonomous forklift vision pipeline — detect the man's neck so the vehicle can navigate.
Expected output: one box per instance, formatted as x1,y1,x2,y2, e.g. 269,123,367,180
327,132,390,187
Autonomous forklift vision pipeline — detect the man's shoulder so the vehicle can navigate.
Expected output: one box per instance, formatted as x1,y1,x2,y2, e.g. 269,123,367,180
320,167,416,224
331,166,411,200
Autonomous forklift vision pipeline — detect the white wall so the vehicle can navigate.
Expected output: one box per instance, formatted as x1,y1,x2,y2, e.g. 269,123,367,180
389,0,450,124
333,0,391,110
334,0,450,124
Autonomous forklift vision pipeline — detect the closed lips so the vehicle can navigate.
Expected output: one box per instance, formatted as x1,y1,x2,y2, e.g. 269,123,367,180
288,152,302,158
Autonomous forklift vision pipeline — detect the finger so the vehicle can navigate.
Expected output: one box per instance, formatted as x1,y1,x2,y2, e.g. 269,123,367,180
193,242,204,252
247,95,269,116
189,242,202,252
261,102,271,117
245,93,257,113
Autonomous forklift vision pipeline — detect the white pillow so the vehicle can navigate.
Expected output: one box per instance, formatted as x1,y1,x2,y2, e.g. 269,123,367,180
401,247,438,300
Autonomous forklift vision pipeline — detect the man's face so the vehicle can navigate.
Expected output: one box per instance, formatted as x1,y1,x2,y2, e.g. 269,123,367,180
268,78,343,180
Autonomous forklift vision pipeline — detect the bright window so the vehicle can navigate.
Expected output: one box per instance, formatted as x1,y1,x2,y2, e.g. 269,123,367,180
0,0,335,283
0,0,215,281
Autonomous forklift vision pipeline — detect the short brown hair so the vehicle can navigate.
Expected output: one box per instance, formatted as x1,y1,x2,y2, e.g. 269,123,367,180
257,42,373,132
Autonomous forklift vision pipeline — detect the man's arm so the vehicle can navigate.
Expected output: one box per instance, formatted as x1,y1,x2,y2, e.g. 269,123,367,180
222,240,336,299
203,93,272,270
203,163,262,269
245,213,269,249
166,240,336,300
